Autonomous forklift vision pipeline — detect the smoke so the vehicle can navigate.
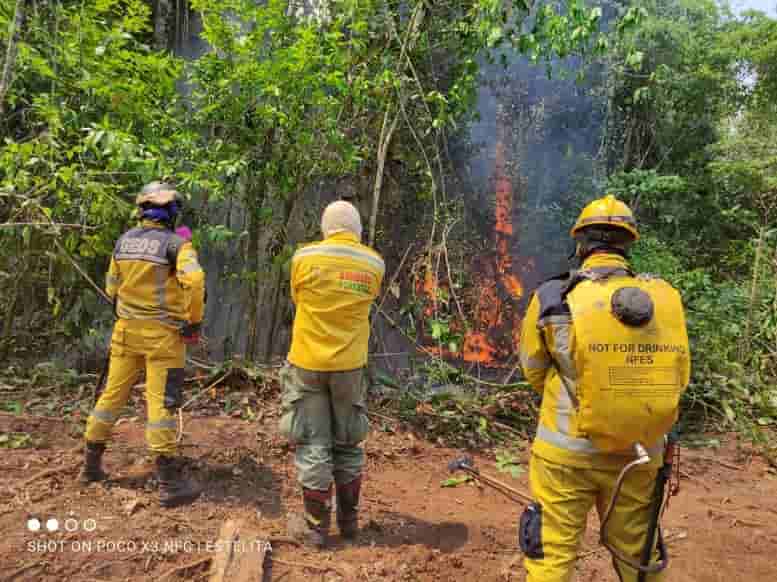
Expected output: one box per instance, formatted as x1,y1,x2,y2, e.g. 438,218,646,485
457,52,606,288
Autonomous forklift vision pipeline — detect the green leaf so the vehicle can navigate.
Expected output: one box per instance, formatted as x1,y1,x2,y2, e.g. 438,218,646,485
495,450,525,478
626,50,644,69
722,402,736,423
440,474,472,488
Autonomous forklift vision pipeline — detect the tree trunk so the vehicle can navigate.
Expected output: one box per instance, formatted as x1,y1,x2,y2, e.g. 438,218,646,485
0,0,28,116
208,519,269,581
152,0,172,51
368,106,400,247
741,224,766,362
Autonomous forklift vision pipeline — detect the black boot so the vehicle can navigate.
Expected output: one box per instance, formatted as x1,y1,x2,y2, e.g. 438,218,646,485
156,455,201,508
301,487,332,549
336,477,361,540
79,442,108,484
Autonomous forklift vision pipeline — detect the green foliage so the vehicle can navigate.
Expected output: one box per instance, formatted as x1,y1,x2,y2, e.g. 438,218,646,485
604,0,742,172
0,432,38,449
0,0,616,359
495,449,525,478
606,4,777,438
421,358,463,387
616,200,777,432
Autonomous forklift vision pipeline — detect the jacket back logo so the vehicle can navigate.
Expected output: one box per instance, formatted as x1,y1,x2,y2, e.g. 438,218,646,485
119,237,162,256
339,271,371,294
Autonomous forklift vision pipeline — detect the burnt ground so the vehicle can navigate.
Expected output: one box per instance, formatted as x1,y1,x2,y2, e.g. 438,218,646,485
0,401,776,582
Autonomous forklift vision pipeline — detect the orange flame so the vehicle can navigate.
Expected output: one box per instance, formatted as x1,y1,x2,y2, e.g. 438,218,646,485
459,107,524,366
415,104,530,368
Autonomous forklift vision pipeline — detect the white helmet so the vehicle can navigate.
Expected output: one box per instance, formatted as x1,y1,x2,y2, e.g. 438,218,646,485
321,200,362,239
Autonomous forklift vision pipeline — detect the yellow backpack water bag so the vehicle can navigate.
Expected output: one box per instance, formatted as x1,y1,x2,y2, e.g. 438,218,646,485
565,273,690,452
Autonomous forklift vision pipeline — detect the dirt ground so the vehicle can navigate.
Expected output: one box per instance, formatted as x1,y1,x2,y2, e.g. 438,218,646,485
0,407,776,582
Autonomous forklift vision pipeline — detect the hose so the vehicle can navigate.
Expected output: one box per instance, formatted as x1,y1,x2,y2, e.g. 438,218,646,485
600,442,669,576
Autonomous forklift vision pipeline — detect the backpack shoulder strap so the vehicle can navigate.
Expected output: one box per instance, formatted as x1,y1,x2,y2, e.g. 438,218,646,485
165,233,186,267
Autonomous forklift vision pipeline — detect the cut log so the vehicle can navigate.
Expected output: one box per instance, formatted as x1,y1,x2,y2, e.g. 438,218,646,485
209,519,269,582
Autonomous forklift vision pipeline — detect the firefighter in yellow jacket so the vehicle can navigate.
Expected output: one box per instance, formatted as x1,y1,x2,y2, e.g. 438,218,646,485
519,195,690,582
279,200,384,548
80,182,205,508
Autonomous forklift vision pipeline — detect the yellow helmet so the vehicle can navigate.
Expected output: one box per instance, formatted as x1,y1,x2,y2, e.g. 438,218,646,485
570,194,639,241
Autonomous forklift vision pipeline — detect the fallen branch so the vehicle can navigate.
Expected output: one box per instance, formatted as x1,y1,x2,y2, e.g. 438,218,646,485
181,371,231,411
461,372,531,390
268,536,301,547
187,357,219,371
501,358,523,386
19,459,81,488
702,504,766,527
158,556,212,581
4,562,41,581
685,454,742,472
368,410,400,424
490,420,524,438
273,558,350,579
0,411,72,423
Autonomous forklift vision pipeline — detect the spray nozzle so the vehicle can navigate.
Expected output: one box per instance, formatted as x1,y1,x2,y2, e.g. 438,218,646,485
633,442,650,463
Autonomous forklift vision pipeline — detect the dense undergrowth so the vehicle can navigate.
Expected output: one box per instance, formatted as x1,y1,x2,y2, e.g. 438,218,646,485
0,0,776,452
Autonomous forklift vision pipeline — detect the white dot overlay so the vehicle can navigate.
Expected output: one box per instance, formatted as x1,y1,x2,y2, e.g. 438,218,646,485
27,518,41,532
46,518,59,532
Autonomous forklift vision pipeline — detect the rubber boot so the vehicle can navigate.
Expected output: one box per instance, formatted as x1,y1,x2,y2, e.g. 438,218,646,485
336,476,361,540
301,487,332,549
156,455,201,508
79,442,108,484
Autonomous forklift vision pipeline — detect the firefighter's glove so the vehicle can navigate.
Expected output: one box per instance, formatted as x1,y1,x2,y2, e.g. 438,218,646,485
181,322,202,345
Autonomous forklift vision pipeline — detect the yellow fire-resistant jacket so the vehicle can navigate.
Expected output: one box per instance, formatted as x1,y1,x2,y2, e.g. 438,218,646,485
520,252,688,470
288,232,385,372
106,221,205,329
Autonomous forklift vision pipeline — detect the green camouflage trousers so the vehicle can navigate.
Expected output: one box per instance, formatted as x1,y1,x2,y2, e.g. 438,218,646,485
278,363,370,491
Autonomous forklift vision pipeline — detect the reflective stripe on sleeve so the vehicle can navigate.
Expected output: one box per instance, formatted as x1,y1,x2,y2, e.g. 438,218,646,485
178,262,202,275
521,354,550,370
537,314,573,329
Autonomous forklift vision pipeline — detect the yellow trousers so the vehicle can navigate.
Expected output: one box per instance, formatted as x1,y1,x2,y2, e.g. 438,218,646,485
85,320,185,455
524,454,665,582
